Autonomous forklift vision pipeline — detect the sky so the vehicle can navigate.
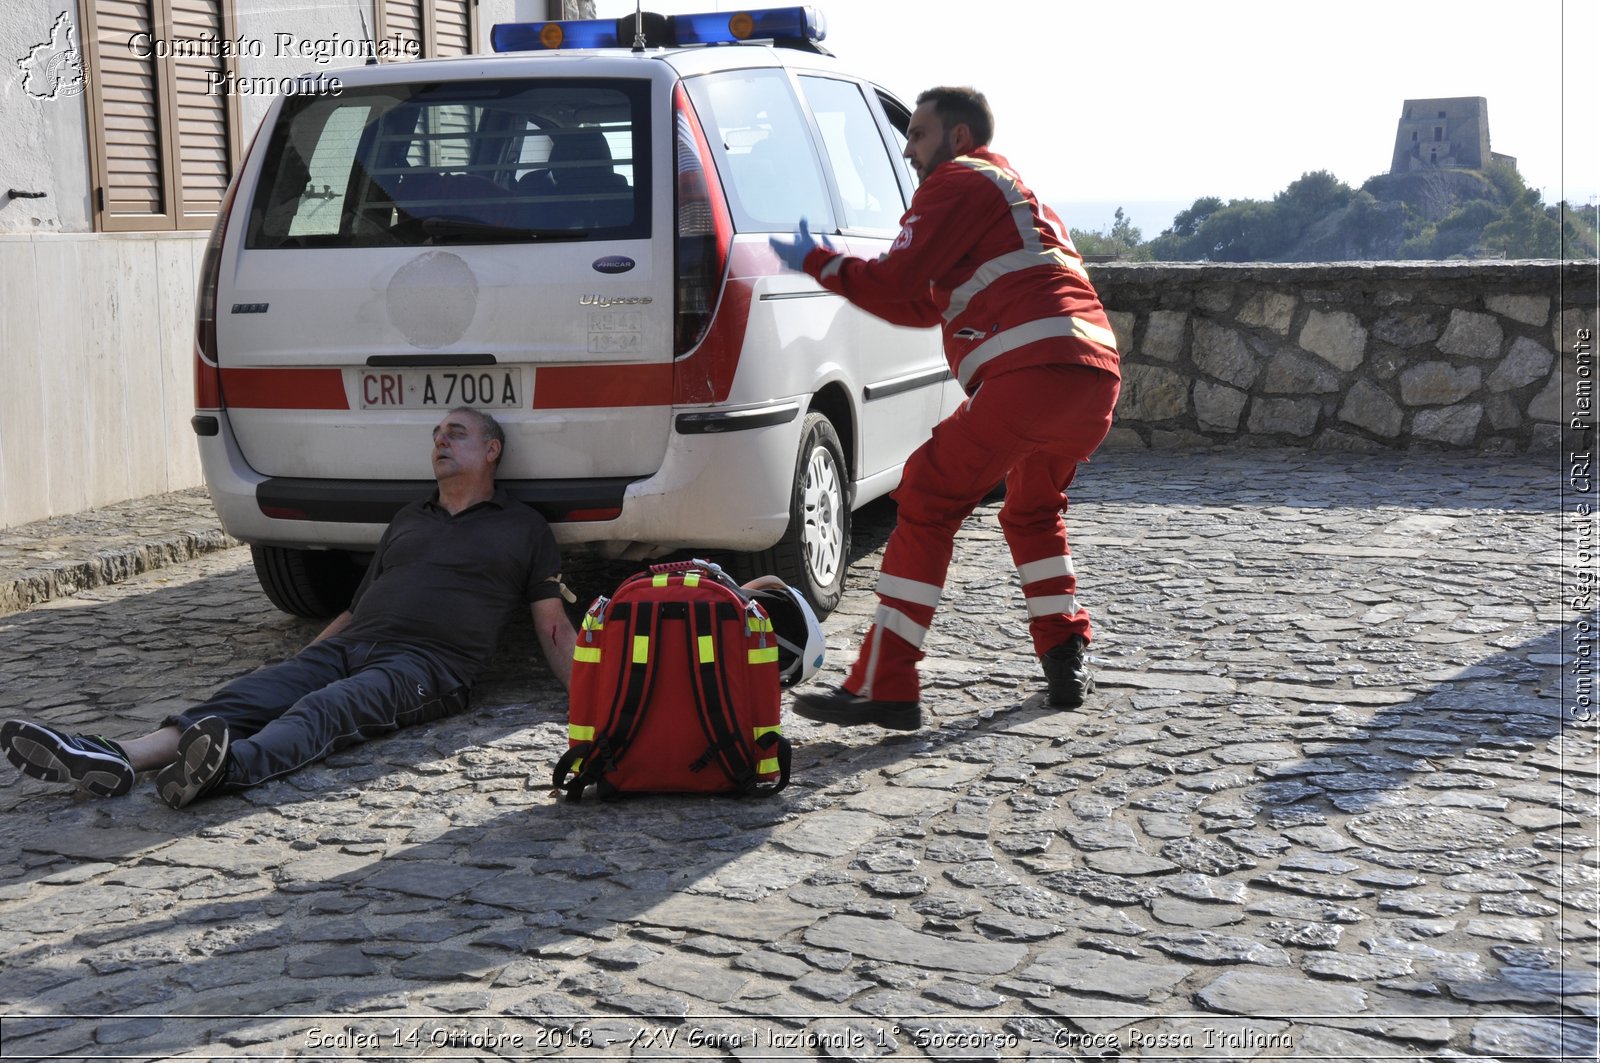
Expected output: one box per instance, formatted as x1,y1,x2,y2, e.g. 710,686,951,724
587,0,1599,236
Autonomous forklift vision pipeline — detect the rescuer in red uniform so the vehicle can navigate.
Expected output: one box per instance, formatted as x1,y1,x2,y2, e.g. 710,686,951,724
771,86,1121,730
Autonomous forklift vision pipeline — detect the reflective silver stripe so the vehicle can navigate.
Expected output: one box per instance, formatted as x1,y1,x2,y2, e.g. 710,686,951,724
1017,555,1075,586
819,255,845,282
876,573,942,608
860,624,883,699
946,247,1089,321
875,603,931,649
1026,593,1079,618
957,316,1119,390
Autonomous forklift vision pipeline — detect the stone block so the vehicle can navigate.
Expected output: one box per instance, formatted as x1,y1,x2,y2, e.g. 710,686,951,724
1527,378,1562,423
1488,337,1555,393
1118,364,1189,421
1372,310,1440,349
1107,310,1136,360
1143,310,1187,362
1101,425,1147,448
1314,430,1383,452
1412,405,1484,446
1485,293,1550,327
1247,397,1320,437
1194,381,1247,431
1193,321,1259,388
1261,349,1344,394
1485,394,1522,430
1299,310,1368,371
1399,362,1482,406
1197,287,1234,314
1438,309,1504,359
1237,291,1297,334
1555,307,1599,354
1338,380,1403,438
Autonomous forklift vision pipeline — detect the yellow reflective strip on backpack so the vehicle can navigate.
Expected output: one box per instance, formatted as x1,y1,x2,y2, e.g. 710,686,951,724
748,646,779,665
683,571,701,587
573,646,602,664
568,724,595,742
747,615,773,634
753,726,782,776
652,573,669,587
581,613,604,632
698,634,716,663
633,635,650,663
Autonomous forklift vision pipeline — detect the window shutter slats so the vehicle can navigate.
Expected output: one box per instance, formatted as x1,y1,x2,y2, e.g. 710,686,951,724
92,1,164,218
433,0,471,56
167,0,231,219
381,0,424,60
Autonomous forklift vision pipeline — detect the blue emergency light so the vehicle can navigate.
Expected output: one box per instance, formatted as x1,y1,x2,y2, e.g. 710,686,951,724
490,6,825,54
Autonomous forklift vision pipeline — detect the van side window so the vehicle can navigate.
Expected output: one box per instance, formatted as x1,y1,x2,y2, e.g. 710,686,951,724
799,77,907,235
684,70,834,234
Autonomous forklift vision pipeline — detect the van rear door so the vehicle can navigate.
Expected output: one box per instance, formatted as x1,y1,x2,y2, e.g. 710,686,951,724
219,74,671,484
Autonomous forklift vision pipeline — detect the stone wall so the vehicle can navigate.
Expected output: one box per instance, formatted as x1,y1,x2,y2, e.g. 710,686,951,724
1092,261,1595,452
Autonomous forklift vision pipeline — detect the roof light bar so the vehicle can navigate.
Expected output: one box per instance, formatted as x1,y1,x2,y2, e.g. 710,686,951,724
672,7,825,46
490,6,825,53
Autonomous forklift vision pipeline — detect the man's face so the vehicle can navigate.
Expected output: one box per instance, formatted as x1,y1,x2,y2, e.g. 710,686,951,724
431,413,497,479
903,102,958,182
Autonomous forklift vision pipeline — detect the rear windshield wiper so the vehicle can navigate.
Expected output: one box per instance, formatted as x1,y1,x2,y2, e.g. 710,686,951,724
420,217,590,242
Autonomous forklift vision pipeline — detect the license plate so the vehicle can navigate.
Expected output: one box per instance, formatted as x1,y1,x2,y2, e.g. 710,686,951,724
355,368,523,410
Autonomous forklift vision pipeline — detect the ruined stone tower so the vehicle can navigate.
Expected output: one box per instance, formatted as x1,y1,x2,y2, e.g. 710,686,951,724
1390,97,1516,174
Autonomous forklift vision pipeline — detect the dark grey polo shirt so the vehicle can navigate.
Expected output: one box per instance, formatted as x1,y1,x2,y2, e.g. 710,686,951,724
340,487,562,685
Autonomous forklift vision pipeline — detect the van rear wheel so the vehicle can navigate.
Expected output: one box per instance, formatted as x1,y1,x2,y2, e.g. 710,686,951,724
251,545,365,619
748,412,850,616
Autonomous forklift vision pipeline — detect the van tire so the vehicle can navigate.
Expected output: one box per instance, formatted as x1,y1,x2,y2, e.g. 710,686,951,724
749,412,850,616
251,545,365,619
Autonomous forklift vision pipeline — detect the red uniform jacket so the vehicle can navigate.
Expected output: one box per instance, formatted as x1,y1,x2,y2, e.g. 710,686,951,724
802,147,1120,393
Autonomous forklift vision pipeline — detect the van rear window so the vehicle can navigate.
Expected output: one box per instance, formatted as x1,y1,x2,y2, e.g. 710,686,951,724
245,79,651,247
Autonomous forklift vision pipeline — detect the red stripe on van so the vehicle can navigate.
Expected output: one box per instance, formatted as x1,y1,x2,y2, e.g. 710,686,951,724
673,269,757,406
221,368,349,410
533,363,673,409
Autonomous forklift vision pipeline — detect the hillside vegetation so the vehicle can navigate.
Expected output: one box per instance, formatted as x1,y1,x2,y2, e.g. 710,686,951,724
1072,162,1599,263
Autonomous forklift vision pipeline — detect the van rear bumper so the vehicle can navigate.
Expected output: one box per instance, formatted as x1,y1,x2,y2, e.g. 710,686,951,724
197,400,805,555
254,476,636,525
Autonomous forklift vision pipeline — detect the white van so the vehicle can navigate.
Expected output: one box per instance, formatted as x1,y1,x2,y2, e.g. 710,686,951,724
193,6,958,617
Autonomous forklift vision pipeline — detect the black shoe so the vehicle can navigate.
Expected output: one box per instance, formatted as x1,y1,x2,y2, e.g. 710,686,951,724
1,719,136,797
156,718,231,809
792,685,921,731
1041,636,1095,707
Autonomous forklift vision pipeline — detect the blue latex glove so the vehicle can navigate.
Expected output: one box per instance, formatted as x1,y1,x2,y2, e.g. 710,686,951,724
770,218,821,271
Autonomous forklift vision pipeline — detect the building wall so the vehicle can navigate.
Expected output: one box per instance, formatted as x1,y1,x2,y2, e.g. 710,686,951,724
0,0,523,529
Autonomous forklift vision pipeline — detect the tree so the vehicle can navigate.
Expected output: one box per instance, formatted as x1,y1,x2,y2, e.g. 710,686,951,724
1164,196,1224,239
1481,188,1562,258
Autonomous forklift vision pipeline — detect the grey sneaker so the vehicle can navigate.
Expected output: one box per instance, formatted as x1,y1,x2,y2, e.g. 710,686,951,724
1,719,135,797
1040,636,1094,707
156,717,231,809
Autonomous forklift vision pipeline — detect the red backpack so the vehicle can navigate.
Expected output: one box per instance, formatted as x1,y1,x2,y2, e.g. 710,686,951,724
554,560,792,801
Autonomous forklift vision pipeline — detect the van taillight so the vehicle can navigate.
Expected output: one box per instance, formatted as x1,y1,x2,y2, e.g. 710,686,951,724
673,83,731,357
194,168,244,409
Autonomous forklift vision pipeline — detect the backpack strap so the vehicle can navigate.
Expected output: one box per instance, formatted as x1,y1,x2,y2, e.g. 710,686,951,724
556,600,660,802
684,599,792,796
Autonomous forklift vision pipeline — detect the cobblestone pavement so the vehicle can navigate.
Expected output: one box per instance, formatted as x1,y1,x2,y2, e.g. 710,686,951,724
0,448,1595,1061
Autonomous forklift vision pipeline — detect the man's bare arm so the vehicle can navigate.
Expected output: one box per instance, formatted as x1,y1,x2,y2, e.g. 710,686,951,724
533,597,575,691
313,611,354,643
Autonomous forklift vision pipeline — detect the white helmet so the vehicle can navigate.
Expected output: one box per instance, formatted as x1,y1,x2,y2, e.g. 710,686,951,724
751,585,825,686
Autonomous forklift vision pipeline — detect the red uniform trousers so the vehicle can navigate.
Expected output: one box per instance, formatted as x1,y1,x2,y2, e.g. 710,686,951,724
845,361,1120,703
